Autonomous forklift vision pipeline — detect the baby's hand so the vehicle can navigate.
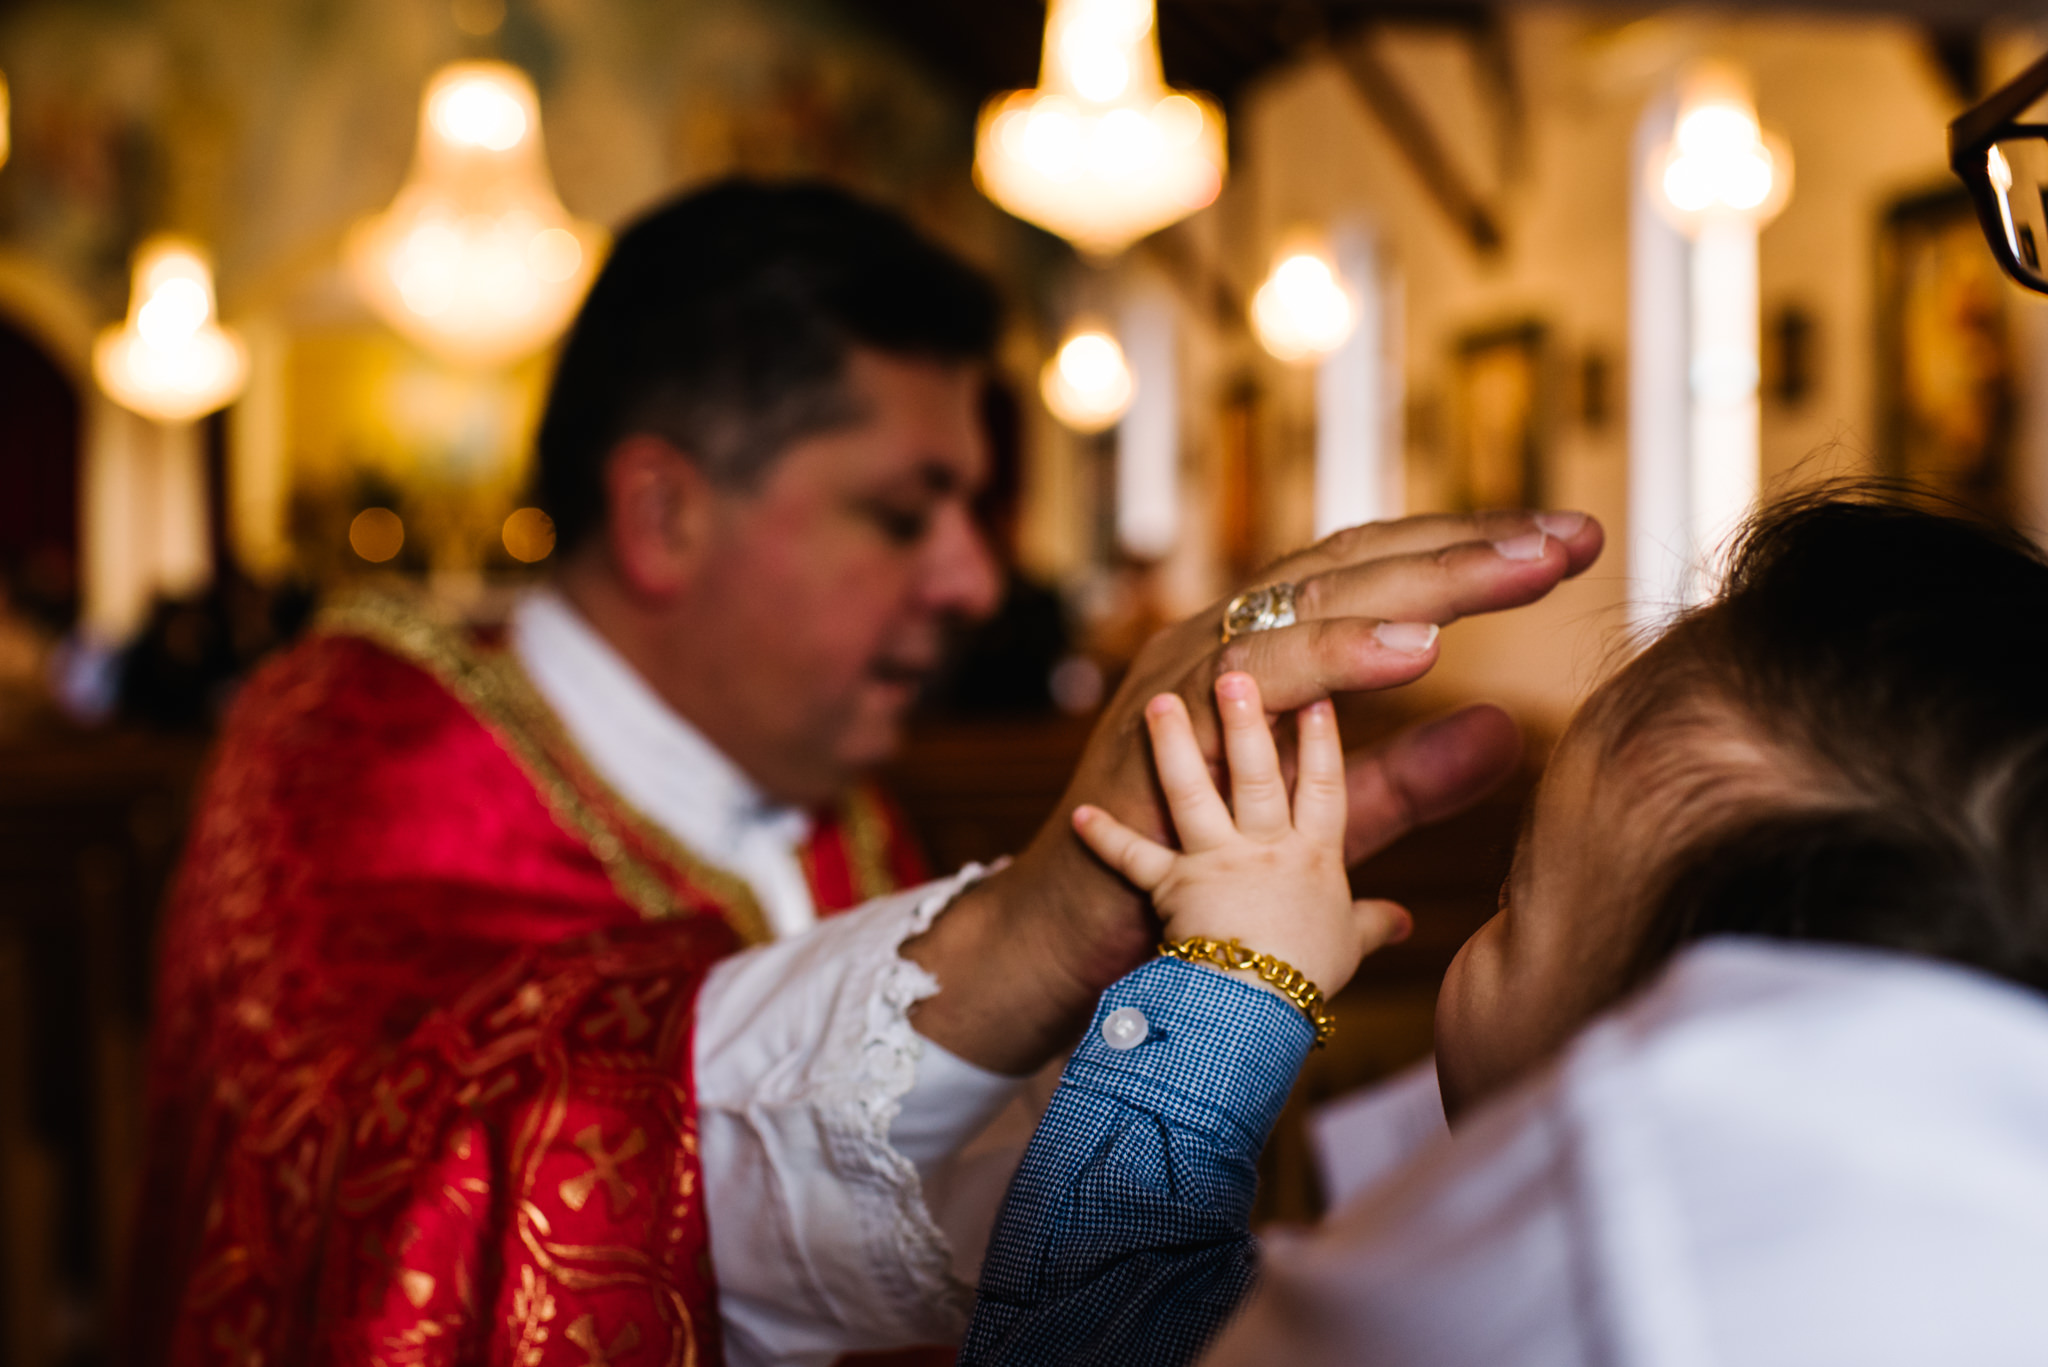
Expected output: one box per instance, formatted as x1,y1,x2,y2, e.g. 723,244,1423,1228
1072,671,1412,1003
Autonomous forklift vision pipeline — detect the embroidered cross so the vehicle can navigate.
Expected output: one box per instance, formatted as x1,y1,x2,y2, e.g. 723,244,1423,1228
356,1064,428,1144
212,1303,267,1367
565,1313,642,1366
579,983,665,1044
558,1124,646,1216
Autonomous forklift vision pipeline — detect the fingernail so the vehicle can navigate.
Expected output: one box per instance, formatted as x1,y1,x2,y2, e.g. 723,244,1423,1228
1533,511,1587,539
1374,621,1439,654
1216,672,1253,700
1387,909,1414,944
1493,531,1548,562
1145,694,1176,718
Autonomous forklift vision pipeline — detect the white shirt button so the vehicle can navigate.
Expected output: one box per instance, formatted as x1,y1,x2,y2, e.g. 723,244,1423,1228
1100,1006,1150,1051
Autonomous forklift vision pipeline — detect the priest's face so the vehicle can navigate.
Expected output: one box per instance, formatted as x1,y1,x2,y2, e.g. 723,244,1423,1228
673,349,1001,803
1434,674,1791,1119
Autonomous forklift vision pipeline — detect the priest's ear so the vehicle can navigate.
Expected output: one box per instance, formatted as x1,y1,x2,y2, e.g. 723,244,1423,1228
594,432,721,600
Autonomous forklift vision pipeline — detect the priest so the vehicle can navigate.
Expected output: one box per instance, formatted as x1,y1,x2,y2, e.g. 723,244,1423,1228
125,179,1603,1367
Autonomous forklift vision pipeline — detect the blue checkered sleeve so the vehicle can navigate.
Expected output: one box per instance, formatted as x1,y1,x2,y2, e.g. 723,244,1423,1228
961,955,1315,1367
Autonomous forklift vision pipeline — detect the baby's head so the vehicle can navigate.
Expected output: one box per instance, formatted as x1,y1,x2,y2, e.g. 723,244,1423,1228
1437,492,2048,1116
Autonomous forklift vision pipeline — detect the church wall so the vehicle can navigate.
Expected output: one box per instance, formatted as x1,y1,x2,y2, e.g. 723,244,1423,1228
1216,10,2025,732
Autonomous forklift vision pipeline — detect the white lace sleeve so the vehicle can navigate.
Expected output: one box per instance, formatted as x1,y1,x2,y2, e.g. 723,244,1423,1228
694,866,1025,1367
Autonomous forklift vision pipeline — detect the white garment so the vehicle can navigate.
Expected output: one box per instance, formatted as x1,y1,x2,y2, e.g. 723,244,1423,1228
1308,1058,1446,1209
696,868,1022,1363
1209,940,2048,1367
512,590,819,939
510,590,1026,1364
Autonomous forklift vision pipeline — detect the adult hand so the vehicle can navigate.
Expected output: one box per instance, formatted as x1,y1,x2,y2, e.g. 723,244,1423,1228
906,510,1602,1074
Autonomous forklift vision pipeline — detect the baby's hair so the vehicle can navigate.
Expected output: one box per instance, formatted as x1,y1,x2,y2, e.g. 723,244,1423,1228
1598,484,2048,995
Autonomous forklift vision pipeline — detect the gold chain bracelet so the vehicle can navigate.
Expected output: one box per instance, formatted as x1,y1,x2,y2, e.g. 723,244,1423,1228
1158,936,1337,1048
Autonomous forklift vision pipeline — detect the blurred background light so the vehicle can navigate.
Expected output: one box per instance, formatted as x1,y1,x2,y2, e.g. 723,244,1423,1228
1656,88,1789,223
1634,67,1793,620
347,61,606,368
450,0,506,37
349,507,405,562
1252,248,1358,364
92,236,249,423
1041,325,1134,432
502,506,556,563
973,0,1225,258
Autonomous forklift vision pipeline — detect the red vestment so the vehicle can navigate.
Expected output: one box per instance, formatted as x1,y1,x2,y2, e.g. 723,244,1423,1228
127,592,926,1367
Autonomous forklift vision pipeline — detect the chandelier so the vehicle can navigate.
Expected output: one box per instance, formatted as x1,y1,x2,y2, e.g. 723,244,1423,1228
1649,68,1792,234
349,61,604,368
974,0,1225,258
1041,325,1134,432
93,237,249,422
1251,248,1358,364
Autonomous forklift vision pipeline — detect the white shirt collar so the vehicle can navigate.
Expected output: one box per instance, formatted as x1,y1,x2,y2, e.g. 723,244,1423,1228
509,588,817,937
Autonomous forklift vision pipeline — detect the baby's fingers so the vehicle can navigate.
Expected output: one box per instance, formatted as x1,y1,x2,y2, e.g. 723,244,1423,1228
1144,694,1237,848
1216,673,1289,838
1073,804,1179,893
1292,699,1347,845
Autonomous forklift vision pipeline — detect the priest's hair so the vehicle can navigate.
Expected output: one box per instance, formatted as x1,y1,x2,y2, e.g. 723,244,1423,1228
536,178,1001,553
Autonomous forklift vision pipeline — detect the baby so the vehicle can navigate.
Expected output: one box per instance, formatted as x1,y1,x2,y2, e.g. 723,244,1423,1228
964,492,2048,1366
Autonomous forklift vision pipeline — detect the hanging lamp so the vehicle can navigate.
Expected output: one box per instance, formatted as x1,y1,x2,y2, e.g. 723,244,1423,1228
349,61,604,368
974,0,1225,258
1251,246,1358,364
93,236,249,422
1041,324,1135,433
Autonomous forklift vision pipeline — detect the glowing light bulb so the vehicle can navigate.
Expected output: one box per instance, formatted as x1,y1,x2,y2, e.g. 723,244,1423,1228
431,75,529,151
93,237,249,423
1041,327,1134,433
349,61,606,367
136,277,209,347
1066,33,1130,103
1251,250,1357,363
973,0,1225,258
1649,73,1792,233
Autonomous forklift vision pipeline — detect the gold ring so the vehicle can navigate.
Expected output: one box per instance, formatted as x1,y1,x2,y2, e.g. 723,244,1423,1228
1220,582,1298,644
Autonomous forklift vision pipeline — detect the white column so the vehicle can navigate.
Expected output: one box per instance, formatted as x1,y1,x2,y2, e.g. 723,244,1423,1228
80,404,213,640
1116,279,1179,560
1629,96,1693,634
1313,224,1398,537
81,398,151,640
155,421,213,597
1687,217,1761,592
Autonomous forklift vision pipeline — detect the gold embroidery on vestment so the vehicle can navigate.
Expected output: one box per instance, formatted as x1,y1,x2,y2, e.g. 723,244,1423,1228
315,586,773,946
559,1124,647,1216
841,785,897,903
400,1269,436,1308
566,1312,642,1365
581,982,664,1043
